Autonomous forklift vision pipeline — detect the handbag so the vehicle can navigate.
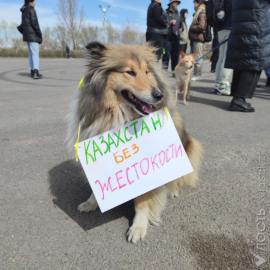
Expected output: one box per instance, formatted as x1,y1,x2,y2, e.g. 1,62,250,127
17,24,23,34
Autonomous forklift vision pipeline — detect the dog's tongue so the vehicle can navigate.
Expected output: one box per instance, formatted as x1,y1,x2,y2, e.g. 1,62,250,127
135,99,152,114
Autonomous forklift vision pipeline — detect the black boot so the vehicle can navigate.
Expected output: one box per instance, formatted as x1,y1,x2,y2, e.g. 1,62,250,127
266,77,270,87
33,69,42,79
30,70,34,78
229,97,255,112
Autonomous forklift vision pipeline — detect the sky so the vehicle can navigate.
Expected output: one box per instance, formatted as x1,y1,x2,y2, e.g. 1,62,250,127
0,0,194,32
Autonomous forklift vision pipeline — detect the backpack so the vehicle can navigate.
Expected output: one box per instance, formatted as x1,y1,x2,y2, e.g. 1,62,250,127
206,0,225,27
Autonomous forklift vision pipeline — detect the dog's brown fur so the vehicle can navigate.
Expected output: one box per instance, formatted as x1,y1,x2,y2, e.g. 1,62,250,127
175,51,198,105
67,42,203,243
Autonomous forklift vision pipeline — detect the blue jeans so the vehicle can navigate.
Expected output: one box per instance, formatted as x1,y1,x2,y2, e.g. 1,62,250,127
162,40,180,72
265,68,270,78
27,42,39,70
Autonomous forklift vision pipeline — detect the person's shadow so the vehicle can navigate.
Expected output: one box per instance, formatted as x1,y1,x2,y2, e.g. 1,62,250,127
48,160,134,231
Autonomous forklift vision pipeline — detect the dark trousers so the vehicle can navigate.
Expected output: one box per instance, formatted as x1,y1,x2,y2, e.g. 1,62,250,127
162,40,180,72
67,53,70,59
179,44,187,54
231,70,262,99
146,33,166,60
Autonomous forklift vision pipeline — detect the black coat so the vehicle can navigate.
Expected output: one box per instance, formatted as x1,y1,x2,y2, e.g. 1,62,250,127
146,1,168,35
225,0,270,71
21,5,42,44
164,8,183,41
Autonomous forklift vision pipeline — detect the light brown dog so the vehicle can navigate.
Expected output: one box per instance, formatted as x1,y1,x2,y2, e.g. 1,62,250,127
67,42,203,243
175,51,198,105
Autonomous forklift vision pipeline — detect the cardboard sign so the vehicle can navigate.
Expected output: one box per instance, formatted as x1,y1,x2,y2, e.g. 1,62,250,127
77,109,193,212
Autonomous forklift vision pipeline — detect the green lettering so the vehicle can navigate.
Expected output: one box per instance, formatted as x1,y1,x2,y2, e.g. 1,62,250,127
92,140,103,161
114,130,125,147
108,134,117,152
151,114,162,131
130,121,138,139
141,119,150,136
99,135,109,154
84,141,95,165
124,127,132,142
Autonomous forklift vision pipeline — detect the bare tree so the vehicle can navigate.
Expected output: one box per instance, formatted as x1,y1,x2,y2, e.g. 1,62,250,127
54,0,85,50
79,25,99,47
107,23,120,44
0,20,9,47
53,25,70,50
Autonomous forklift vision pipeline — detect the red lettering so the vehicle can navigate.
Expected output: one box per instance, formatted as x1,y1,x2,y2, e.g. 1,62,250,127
140,158,150,175
95,177,117,200
126,167,135,185
166,149,171,163
151,154,160,170
115,170,126,189
169,144,175,158
131,163,140,179
175,144,183,158
159,151,166,166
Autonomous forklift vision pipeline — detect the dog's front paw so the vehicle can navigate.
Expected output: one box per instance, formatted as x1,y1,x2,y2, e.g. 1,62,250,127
78,201,98,213
127,224,147,244
183,101,188,106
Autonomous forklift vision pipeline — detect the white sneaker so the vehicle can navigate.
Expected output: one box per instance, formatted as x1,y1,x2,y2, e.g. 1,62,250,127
214,83,220,91
215,83,231,96
192,76,203,81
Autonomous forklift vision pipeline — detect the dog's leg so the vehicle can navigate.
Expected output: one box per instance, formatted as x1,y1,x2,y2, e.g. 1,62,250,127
78,192,98,212
127,186,167,244
187,80,192,100
167,180,179,198
183,82,189,105
175,80,180,102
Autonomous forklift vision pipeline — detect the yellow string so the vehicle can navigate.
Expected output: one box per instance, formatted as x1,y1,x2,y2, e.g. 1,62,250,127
163,107,169,123
74,123,81,162
78,75,85,90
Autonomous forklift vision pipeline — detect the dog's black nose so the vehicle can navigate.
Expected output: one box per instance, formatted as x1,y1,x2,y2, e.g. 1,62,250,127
190,66,193,69
152,89,163,101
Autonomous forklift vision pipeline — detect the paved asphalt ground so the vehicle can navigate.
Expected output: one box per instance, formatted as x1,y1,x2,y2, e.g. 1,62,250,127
1,58,270,270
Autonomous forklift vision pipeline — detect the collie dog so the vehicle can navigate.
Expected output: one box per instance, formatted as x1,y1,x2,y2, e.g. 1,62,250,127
175,51,198,105
67,42,203,243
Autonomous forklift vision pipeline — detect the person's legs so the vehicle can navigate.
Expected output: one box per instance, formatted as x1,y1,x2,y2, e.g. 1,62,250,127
192,41,203,79
179,44,187,54
215,30,232,85
146,34,165,60
27,42,34,71
171,40,180,75
230,70,262,112
29,42,39,70
265,68,270,86
162,41,172,71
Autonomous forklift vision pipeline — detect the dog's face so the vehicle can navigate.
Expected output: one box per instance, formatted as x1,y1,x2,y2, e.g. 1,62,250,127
80,42,169,126
179,51,198,70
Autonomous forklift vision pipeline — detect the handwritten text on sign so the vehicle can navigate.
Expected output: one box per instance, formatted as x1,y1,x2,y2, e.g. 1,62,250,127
77,109,193,213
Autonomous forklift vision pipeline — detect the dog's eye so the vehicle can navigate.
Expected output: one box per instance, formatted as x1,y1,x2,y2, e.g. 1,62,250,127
146,71,149,75
126,70,136,76
186,61,188,63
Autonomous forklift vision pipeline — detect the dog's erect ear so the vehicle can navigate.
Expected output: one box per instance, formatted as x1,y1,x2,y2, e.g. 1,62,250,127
179,51,185,61
192,51,199,60
86,42,107,58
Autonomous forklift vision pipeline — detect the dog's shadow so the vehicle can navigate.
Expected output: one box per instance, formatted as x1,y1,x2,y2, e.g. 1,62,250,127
48,160,134,231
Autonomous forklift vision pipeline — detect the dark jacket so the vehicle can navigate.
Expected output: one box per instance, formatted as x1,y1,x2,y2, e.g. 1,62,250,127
164,8,183,41
189,10,207,43
225,0,270,71
146,1,168,35
21,5,42,44
217,0,232,31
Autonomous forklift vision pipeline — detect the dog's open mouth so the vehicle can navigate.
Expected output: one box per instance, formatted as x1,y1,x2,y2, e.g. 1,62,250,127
122,90,152,115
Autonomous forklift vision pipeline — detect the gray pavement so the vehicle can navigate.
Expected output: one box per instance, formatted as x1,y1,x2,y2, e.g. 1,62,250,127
1,58,270,270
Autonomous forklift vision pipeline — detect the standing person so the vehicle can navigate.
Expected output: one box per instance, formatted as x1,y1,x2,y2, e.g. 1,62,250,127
226,0,270,112
214,0,232,96
146,0,169,60
162,0,183,77
210,27,219,73
179,9,188,53
66,45,70,59
189,0,207,81
20,0,42,79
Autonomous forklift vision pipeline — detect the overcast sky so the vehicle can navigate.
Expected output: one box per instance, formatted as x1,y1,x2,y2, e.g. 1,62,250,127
0,0,194,32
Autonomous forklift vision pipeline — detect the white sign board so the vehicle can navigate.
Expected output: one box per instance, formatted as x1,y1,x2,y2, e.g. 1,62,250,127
77,109,193,213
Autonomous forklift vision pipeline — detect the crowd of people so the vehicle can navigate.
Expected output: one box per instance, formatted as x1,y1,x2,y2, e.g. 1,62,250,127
146,0,270,112
18,0,270,112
